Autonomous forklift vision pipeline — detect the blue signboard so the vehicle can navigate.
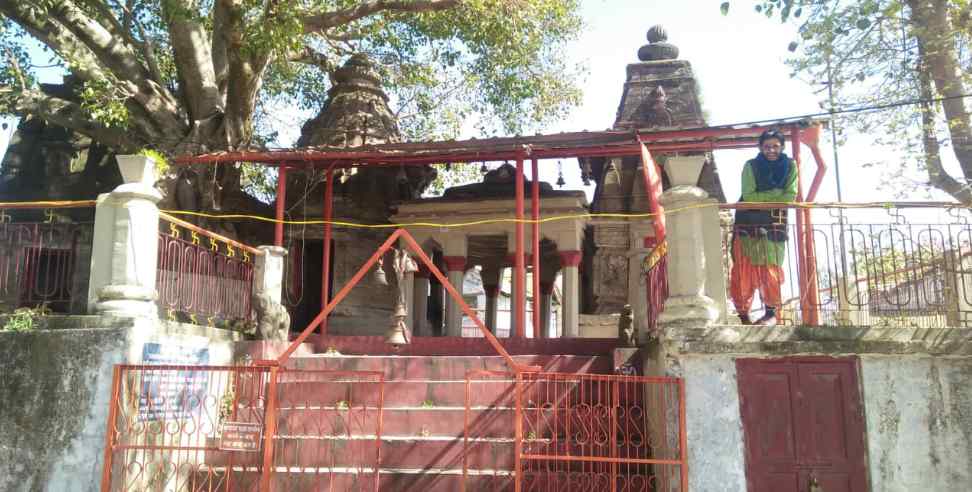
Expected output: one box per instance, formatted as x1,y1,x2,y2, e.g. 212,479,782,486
138,342,210,421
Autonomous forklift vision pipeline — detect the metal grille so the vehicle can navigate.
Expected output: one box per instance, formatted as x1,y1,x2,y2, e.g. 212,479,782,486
101,365,384,492
0,221,87,312
157,217,257,326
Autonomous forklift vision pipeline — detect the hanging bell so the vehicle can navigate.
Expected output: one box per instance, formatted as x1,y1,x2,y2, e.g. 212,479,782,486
556,160,566,187
396,165,409,184
385,302,411,346
480,162,489,174
374,258,389,286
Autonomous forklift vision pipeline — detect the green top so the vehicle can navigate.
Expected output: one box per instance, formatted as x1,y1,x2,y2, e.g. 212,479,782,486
738,158,798,266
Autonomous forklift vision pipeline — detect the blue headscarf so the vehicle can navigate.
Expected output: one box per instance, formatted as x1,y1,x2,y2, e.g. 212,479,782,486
750,152,792,192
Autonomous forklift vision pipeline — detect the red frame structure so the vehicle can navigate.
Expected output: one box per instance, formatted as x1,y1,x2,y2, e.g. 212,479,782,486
174,118,829,337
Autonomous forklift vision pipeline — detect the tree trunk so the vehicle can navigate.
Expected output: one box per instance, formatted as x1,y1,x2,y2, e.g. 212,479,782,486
909,0,972,202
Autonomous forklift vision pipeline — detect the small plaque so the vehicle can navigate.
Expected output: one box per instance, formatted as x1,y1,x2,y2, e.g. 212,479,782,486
218,422,263,452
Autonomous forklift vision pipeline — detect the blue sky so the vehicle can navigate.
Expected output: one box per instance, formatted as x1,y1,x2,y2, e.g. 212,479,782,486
0,0,958,214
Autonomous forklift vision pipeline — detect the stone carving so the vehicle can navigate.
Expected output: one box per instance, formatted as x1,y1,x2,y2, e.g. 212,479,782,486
641,86,674,127
618,304,636,347
638,25,680,61
253,293,291,342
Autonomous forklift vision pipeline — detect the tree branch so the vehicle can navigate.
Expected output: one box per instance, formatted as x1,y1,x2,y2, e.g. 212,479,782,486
9,87,138,151
163,0,223,123
302,0,460,33
0,1,107,82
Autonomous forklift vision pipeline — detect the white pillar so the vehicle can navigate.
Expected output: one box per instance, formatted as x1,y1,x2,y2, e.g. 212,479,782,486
88,155,162,318
539,281,554,339
657,157,719,327
559,250,581,337
412,266,430,336
443,255,467,337
254,246,287,305
481,265,501,334
701,200,728,324
628,222,654,342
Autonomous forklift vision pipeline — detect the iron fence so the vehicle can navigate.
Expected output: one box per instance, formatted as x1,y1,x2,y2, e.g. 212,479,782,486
157,215,258,327
0,205,93,314
723,206,972,328
101,365,384,492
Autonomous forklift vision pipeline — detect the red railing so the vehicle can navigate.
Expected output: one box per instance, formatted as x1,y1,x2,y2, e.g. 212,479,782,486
100,364,384,492
157,215,259,326
0,203,94,313
462,370,687,492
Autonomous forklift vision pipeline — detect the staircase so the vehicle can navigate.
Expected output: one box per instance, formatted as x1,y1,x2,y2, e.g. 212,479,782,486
269,351,614,491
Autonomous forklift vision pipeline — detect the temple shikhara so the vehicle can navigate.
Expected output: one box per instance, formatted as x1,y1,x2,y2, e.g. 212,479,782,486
3,26,971,492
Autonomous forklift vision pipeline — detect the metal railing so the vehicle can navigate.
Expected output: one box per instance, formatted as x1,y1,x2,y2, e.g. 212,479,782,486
0,204,94,314
157,215,260,327
462,370,687,491
100,364,385,492
723,205,972,328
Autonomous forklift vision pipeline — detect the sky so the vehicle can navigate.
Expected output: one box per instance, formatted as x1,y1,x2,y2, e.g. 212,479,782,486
0,0,961,222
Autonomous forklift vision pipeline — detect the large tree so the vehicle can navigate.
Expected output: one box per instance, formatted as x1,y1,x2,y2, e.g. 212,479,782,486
0,0,582,204
724,0,972,203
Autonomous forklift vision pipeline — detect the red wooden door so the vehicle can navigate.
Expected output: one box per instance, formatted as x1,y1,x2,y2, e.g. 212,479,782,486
737,357,869,492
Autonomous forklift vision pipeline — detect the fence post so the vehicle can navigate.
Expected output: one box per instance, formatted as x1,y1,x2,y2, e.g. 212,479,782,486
254,246,288,304
87,155,161,318
657,156,719,328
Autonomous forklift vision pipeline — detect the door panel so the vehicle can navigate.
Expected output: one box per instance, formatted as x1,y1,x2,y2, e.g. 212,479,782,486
738,357,869,492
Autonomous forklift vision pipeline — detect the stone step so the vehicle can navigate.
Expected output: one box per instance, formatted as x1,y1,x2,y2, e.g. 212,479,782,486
200,466,515,492
284,354,611,379
275,406,516,438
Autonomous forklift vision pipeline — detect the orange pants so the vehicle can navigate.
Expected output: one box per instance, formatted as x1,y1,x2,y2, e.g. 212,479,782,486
729,237,784,313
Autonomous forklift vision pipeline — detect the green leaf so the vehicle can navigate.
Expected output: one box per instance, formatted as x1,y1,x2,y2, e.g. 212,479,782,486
788,41,799,52
720,2,730,15
856,18,871,30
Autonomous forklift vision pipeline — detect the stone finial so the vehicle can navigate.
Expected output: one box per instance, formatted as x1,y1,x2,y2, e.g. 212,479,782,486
638,25,679,61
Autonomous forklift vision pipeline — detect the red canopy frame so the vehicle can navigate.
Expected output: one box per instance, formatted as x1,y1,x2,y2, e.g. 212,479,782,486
173,119,828,336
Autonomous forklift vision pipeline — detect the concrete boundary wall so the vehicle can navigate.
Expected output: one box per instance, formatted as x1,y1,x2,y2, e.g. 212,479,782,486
0,316,243,492
648,324,972,492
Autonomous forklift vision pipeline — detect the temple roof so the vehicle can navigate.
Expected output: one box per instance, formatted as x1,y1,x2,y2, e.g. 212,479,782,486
172,117,828,168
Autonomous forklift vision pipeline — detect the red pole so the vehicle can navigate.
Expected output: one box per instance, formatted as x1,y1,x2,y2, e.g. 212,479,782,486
515,152,526,338
531,158,541,338
99,365,122,492
320,166,334,335
260,366,280,492
274,164,288,247
792,126,820,325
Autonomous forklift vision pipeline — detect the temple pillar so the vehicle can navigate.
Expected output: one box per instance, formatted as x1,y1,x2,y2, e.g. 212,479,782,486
443,255,467,337
88,155,161,318
539,282,554,338
559,250,581,337
505,251,532,337
481,265,502,334
628,222,654,342
658,156,719,327
412,265,430,336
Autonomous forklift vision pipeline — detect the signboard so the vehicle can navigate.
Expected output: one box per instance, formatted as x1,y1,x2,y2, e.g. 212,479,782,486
138,342,210,421
218,421,263,452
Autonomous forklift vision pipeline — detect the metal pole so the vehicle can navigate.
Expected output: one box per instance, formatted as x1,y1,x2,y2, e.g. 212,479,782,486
531,158,541,338
320,166,334,335
274,164,288,247
515,153,526,338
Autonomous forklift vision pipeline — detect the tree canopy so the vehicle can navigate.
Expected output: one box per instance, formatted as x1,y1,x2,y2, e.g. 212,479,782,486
723,0,972,203
0,0,583,157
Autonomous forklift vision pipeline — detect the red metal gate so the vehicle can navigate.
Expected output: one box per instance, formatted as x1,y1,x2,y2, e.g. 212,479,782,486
464,371,687,492
100,365,383,491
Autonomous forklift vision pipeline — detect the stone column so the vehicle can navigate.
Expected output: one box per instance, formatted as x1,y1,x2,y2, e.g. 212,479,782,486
559,250,582,337
412,265,430,336
481,265,502,334
657,156,719,327
443,255,467,337
88,155,162,318
539,281,554,338
628,221,654,342
505,252,532,337
254,246,288,305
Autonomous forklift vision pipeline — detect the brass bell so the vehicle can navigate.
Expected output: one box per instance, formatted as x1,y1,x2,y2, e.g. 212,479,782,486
385,302,410,346
374,258,389,286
